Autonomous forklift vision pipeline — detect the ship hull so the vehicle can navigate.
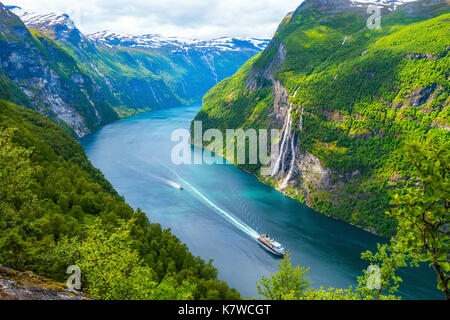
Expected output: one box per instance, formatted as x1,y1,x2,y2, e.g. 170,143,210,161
258,238,285,257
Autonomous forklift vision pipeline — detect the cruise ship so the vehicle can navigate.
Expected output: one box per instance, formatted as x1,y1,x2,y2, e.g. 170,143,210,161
258,234,286,257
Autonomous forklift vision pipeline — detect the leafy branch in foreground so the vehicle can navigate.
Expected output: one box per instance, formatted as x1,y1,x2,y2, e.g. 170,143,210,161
388,140,449,300
256,252,311,300
355,243,406,300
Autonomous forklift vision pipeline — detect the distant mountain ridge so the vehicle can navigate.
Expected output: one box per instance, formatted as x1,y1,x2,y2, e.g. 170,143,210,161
8,5,269,52
87,31,269,52
0,3,269,137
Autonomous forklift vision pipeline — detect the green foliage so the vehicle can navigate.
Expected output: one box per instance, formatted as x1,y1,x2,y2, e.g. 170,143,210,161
0,101,240,300
0,6,262,136
49,218,196,300
50,28,262,113
389,139,449,299
301,287,357,300
256,252,311,300
0,71,32,109
0,127,34,206
355,243,406,300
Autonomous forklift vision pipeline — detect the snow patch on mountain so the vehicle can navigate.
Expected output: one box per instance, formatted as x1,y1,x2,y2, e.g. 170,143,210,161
87,31,269,52
7,6,76,30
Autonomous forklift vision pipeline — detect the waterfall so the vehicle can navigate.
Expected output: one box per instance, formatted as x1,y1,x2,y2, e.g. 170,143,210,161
202,53,218,83
280,107,303,189
271,104,292,177
299,107,304,131
271,87,301,180
279,106,293,175
280,131,296,188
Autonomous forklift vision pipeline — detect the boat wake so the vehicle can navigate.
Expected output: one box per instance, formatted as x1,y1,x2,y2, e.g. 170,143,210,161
115,159,183,190
166,166,260,240
167,181,183,190
124,155,260,241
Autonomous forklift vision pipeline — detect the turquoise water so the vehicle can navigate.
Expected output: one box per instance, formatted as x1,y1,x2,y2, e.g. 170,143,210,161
80,104,442,300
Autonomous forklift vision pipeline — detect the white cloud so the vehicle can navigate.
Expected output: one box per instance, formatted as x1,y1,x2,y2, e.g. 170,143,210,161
6,0,304,39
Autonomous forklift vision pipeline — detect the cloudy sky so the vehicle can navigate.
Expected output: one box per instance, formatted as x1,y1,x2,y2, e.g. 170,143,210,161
7,0,304,39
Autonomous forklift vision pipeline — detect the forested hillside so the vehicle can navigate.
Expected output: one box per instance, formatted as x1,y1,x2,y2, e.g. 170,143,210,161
0,100,240,300
194,0,450,237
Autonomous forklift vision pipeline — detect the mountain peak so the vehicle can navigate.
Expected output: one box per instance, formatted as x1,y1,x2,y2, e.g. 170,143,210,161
7,5,85,45
6,5,269,53
7,6,77,30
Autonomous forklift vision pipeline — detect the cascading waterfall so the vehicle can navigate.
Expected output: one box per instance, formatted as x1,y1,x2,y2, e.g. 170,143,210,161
202,53,218,83
271,87,302,188
280,107,304,189
280,130,297,188
271,105,292,177
299,107,304,131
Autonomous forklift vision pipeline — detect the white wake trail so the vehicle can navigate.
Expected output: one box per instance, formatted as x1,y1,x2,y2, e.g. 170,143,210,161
116,159,182,190
166,166,260,240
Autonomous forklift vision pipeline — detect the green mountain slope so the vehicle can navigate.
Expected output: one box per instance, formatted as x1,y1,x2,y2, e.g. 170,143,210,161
0,99,240,299
194,0,450,237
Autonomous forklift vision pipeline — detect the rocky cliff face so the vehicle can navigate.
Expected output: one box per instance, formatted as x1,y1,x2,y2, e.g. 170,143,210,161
0,266,91,300
264,0,449,204
0,3,116,136
245,38,335,208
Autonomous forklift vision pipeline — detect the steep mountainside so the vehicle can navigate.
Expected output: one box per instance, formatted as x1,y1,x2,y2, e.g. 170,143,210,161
0,3,118,136
194,0,450,236
0,4,268,137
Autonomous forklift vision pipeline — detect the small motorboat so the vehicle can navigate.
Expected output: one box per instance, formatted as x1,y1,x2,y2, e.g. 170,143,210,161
174,183,184,190
258,234,286,257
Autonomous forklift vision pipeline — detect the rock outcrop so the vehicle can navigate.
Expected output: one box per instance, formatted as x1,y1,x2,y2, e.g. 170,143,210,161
0,266,91,300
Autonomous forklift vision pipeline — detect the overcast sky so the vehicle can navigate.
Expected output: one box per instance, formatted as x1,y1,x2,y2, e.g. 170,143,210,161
7,0,304,39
